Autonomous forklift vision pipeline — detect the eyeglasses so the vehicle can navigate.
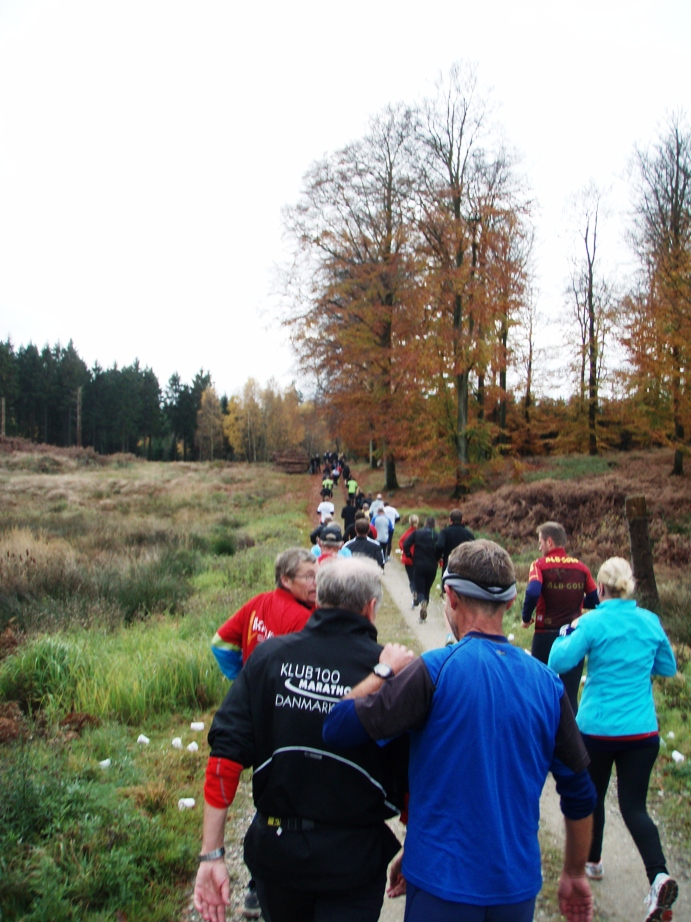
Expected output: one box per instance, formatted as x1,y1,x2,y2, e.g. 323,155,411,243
292,571,317,583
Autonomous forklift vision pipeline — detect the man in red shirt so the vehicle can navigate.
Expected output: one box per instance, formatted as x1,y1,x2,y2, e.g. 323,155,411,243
211,547,317,681
211,547,317,918
521,521,598,715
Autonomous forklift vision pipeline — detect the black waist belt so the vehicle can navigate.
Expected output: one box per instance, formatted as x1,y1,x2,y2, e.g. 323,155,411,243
258,813,315,832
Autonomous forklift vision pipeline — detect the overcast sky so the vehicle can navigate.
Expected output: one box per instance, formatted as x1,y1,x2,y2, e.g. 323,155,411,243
0,0,689,398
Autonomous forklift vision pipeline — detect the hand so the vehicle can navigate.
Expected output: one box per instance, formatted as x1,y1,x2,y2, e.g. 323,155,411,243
193,860,231,922
558,871,593,922
520,619,533,629
386,849,407,898
379,642,415,675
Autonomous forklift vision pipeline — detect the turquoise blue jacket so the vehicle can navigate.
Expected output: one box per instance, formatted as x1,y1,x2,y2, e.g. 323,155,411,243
548,597,676,737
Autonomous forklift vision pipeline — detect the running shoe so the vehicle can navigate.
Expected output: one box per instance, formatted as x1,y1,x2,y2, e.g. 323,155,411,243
242,882,261,919
419,600,428,622
643,873,678,922
585,861,604,880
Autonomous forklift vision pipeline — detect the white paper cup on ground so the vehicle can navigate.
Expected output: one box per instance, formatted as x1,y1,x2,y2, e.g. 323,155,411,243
187,741,199,752
671,750,685,764
99,758,111,769
172,737,183,750
507,633,515,641
178,797,195,810
667,731,675,739
137,734,150,745
190,722,204,731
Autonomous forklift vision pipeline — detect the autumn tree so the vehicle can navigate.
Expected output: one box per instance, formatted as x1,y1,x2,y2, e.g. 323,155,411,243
196,387,224,460
625,114,691,474
282,104,420,490
563,185,614,455
414,63,531,491
225,378,306,461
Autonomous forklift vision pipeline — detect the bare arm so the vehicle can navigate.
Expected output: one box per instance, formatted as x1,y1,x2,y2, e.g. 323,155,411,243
557,815,593,922
193,803,231,922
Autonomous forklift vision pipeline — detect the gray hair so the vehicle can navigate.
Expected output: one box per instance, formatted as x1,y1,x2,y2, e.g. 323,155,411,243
275,547,316,587
316,557,383,614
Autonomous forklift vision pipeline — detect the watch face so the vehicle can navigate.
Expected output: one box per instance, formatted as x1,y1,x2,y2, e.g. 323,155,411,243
374,662,394,679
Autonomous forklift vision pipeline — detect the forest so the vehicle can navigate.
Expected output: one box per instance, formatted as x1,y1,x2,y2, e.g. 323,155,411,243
1,67,690,494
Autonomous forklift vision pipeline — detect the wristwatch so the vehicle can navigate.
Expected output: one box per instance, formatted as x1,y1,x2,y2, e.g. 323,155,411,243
197,847,225,862
373,662,395,680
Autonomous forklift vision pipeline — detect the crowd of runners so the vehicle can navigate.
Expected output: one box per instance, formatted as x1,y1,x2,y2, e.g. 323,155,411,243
194,454,679,922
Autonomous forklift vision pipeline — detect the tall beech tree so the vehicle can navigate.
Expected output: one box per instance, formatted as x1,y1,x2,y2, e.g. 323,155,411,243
414,65,531,491
564,185,613,456
626,115,691,474
283,104,420,489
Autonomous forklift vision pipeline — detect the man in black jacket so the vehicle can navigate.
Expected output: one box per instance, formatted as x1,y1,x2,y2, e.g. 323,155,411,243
435,509,474,574
193,557,414,922
344,518,385,568
403,516,438,623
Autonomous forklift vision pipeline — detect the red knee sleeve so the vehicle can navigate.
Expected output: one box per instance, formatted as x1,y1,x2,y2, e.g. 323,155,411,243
204,757,243,809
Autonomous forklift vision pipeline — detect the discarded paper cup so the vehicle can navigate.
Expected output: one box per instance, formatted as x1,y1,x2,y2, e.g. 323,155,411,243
99,759,111,769
187,741,199,752
178,797,195,810
671,750,685,764
172,737,183,750
667,731,675,739
137,734,150,745
190,722,204,731
507,633,515,641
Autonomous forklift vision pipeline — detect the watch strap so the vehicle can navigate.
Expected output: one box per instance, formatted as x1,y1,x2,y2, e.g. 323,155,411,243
373,662,394,679
198,847,226,862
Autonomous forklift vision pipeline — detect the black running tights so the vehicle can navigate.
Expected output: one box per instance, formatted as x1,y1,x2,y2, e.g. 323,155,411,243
585,743,667,884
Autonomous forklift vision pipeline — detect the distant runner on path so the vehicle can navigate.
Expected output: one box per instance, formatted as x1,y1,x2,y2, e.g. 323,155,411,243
521,521,599,715
435,508,474,577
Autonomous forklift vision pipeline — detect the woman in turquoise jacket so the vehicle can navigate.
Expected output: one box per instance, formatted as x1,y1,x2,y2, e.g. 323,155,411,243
548,556,678,922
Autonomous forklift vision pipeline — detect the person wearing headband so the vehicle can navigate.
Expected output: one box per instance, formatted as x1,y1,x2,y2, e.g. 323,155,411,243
324,539,597,922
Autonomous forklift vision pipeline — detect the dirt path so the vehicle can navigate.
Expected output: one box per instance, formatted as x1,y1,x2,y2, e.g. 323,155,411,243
378,554,690,922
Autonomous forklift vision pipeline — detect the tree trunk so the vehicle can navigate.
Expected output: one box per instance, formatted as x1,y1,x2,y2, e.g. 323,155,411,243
587,261,598,456
625,495,659,610
499,317,508,441
671,448,684,476
385,455,398,491
454,367,470,496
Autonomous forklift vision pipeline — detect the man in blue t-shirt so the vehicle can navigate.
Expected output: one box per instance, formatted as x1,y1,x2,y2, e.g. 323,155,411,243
324,539,597,922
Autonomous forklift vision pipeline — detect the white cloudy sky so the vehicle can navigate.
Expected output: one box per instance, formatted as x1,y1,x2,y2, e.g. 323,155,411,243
0,0,689,398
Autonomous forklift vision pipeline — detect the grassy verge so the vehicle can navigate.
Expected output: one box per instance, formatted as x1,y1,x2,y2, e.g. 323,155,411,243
1,452,689,919
0,458,314,921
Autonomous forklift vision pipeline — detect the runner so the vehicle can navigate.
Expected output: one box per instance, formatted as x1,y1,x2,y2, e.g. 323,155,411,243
403,516,438,622
398,514,419,607
549,556,678,922
521,521,599,714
